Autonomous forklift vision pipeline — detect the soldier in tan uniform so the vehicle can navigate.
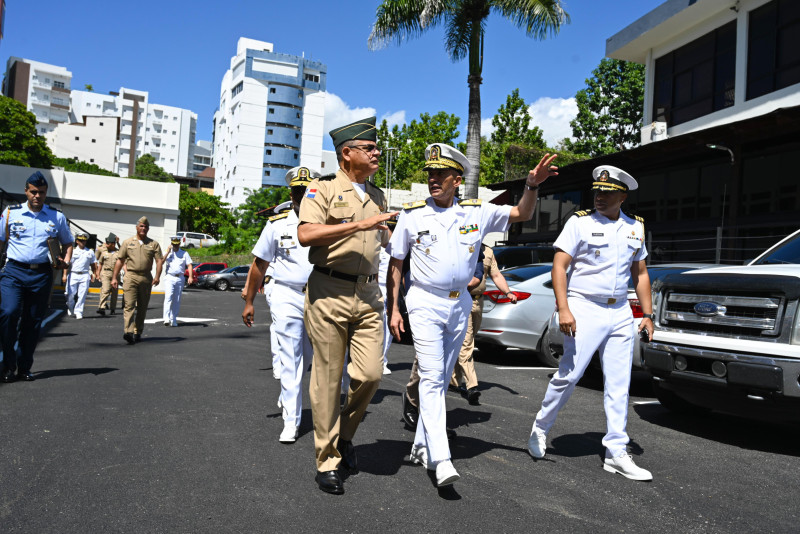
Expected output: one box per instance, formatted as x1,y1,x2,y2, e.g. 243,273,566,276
297,116,399,495
95,233,121,316
111,217,164,344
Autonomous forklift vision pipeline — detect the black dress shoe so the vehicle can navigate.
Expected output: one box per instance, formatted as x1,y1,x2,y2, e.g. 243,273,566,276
110,310,116,315
96,308,105,316
1,369,16,383
467,387,481,406
446,427,457,440
337,439,358,472
17,371,35,382
402,391,419,429
315,470,344,495
123,333,135,345
133,334,142,343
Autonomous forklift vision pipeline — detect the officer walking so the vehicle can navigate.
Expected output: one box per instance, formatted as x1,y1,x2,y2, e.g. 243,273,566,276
162,236,193,326
111,216,164,344
0,171,73,382
297,117,398,495
527,165,654,481
63,232,96,319
95,233,121,315
243,166,318,444
387,144,558,487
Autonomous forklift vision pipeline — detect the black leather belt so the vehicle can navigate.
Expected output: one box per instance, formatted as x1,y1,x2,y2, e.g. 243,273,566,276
8,259,51,270
313,266,376,284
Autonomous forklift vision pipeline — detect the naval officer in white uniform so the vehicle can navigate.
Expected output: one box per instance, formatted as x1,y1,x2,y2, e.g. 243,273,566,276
64,232,96,319
527,165,655,481
387,143,558,487
242,166,318,443
162,236,193,326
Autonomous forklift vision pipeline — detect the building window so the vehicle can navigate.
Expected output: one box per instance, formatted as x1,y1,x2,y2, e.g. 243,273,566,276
747,0,800,100
86,102,91,107
294,153,298,160
295,133,299,139
270,87,276,94
53,80,65,89
652,20,736,126
99,122,103,126
75,136,80,141
92,139,96,143
265,170,271,176
232,81,244,97
267,129,273,135
266,149,272,155
269,108,275,114
90,159,94,163
296,112,301,118
303,73,320,83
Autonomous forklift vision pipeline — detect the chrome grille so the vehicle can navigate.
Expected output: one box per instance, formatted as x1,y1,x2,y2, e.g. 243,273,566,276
663,292,783,335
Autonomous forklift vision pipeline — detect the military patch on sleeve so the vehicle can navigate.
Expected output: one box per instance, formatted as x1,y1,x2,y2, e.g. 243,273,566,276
458,199,482,207
403,200,427,211
268,212,289,222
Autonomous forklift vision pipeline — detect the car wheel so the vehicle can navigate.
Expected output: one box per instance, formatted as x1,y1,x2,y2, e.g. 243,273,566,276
215,279,229,291
652,380,709,415
185,243,194,249
537,327,561,368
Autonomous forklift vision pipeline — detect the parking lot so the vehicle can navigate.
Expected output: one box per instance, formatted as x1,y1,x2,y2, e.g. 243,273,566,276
1,287,798,533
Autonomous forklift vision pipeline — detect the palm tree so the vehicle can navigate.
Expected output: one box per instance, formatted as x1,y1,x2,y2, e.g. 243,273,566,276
369,0,569,198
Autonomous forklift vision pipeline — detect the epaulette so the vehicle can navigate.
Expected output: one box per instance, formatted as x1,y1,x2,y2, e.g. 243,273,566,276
46,204,61,212
319,174,336,181
458,199,482,207
634,215,644,223
278,207,292,213
403,200,426,211
268,212,289,222
7,204,21,210
572,209,595,217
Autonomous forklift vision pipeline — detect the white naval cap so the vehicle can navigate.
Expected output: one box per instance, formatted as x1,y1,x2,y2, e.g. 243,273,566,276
423,143,471,176
285,166,321,187
592,165,638,192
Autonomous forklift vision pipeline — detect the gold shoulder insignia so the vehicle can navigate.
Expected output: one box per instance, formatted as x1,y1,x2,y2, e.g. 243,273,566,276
403,200,427,211
572,208,595,218
268,212,289,222
458,199,482,206
634,215,644,223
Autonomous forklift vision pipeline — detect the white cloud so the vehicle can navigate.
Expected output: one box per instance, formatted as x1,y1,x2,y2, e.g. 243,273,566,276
528,97,578,147
380,110,406,129
481,117,496,139
322,92,376,134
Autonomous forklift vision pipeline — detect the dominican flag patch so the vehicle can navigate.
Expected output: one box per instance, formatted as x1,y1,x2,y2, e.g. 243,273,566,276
306,189,317,198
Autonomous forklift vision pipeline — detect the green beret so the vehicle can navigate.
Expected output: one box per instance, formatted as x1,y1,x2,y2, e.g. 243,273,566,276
329,116,377,149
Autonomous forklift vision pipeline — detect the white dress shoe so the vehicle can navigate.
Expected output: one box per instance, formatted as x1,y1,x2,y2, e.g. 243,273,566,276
279,423,299,443
272,367,281,380
382,363,392,375
409,445,432,470
527,426,547,459
603,454,653,481
75,314,83,320
435,460,460,486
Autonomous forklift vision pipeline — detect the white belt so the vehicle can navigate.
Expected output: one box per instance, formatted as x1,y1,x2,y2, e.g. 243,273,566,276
413,283,465,300
569,291,626,305
274,279,306,292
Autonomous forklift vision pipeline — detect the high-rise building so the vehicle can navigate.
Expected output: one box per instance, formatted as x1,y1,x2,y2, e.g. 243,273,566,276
191,140,213,178
213,37,326,207
2,57,73,135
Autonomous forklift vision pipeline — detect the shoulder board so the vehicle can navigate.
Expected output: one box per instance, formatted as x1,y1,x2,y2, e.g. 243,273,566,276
7,204,21,210
403,200,427,211
45,204,62,212
318,174,336,182
458,199,482,207
278,207,292,213
572,209,596,218
268,212,289,222
634,215,644,223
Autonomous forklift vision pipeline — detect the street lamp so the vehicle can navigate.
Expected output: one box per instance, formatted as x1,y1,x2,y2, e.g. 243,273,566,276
382,147,398,208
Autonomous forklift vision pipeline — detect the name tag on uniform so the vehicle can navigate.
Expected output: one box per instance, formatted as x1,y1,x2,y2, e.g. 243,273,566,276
592,233,604,236
334,202,349,208
459,224,479,234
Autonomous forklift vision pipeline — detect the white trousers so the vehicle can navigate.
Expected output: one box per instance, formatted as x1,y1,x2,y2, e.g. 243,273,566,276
379,283,392,365
407,284,471,463
533,295,635,457
162,274,185,325
264,279,280,372
67,272,91,316
271,282,312,426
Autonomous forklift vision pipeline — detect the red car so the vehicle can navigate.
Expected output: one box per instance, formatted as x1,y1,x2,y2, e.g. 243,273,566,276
185,262,227,284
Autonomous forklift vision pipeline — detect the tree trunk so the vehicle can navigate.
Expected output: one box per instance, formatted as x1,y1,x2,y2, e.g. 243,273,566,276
464,74,482,199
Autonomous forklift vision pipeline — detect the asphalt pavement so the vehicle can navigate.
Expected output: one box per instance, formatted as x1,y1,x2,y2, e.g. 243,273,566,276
1,286,798,533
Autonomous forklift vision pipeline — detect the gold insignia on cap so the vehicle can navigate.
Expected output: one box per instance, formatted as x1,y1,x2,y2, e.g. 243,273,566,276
299,168,309,178
431,145,441,160
599,170,610,181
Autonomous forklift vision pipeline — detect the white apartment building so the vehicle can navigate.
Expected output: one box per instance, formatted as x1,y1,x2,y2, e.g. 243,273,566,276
2,57,72,135
213,38,327,207
70,88,197,177
191,140,213,177
45,116,119,172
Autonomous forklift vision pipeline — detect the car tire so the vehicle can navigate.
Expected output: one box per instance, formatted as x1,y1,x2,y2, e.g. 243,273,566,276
537,327,561,368
185,244,195,249
215,279,229,291
652,380,709,415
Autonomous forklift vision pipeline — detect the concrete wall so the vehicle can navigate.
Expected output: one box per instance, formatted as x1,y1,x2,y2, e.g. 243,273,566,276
46,116,119,172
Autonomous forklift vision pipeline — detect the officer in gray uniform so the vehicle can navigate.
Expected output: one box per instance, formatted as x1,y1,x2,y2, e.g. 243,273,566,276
527,165,655,481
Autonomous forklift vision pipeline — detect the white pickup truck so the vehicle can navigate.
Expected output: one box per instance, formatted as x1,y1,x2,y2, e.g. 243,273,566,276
643,228,800,420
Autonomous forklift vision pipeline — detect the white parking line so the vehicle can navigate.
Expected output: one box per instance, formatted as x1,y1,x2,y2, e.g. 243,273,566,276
143,317,218,324
496,366,556,370
632,400,661,405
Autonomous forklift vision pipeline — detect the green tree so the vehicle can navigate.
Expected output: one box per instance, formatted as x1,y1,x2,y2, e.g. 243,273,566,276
564,58,645,157
369,0,569,199
131,154,174,182
178,186,234,236
218,187,291,253
0,96,54,168
52,157,118,176
84,84,94,92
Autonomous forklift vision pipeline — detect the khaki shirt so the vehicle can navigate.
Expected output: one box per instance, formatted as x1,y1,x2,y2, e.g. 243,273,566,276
95,244,119,271
471,246,498,297
299,169,387,276
117,235,163,274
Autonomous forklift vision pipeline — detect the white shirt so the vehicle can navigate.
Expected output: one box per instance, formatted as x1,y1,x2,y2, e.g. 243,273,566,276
387,197,512,291
378,248,391,287
252,209,312,287
554,210,647,300
70,246,96,273
164,248,193,276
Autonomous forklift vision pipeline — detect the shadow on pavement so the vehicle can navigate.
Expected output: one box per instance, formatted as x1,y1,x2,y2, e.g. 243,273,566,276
370,387,402,405
549,432,649,461
634,404,800,457
34,367,119,379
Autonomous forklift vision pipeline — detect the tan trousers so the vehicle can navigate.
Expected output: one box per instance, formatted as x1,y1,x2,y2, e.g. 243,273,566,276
305,270,384,472
123,271,152,335
450,297,482,389
406,357,420,408
98,270,119,311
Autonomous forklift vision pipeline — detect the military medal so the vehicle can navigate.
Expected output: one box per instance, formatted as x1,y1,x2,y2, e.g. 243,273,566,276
425,248,430,255
469,245,474,253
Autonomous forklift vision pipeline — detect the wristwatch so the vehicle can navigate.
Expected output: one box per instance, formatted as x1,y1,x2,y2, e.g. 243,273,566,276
642,313,654,320
525,183,539,191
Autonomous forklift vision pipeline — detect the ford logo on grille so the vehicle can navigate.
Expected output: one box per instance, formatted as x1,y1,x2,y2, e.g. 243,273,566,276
694,301,725,317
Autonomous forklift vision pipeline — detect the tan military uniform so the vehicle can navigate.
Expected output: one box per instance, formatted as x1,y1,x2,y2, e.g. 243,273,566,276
451,246,497,389
299,169,387,472
116,236,163,335
96,244,121,312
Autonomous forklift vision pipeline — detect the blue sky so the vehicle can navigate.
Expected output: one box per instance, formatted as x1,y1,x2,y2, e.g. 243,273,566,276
2,0,664,150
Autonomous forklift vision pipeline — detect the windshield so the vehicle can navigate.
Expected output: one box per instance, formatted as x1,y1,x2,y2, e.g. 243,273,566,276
218,266,237,273
501,264,552,282
751,231,800,265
